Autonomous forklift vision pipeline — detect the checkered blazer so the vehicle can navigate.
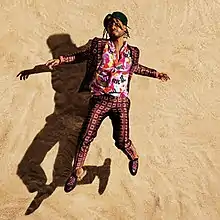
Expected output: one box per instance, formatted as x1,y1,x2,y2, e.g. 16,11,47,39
59,37,158,93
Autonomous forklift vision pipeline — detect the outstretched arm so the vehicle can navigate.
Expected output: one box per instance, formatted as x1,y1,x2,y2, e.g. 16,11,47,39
132,47,170,81
135,63,170,81
135,64,157,78
59,41,92,64
46,39,92,70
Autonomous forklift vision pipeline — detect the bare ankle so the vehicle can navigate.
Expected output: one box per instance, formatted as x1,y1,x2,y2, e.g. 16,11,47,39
75,168,84,177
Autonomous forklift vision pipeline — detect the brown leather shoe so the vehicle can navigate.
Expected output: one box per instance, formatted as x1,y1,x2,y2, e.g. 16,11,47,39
129,158,138,176
64,169,87,193
64,174,77,193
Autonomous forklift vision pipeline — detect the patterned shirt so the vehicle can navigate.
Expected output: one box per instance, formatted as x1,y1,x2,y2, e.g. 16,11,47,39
59,37,159,94
90,41,132,97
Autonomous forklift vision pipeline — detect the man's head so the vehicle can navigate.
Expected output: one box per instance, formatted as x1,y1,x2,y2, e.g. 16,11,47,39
103,11,130,39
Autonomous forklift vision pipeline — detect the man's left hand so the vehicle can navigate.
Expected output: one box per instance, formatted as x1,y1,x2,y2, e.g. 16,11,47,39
156,72,170,81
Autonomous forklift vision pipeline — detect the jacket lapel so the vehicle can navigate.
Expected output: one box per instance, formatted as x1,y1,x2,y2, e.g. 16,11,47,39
78,37,106,92
78,38,140,93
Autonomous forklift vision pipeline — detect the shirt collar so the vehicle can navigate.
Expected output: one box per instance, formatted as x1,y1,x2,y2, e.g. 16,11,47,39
108,40,128,54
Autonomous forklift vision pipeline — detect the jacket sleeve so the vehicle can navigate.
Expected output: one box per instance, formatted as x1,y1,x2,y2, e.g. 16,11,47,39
133,48,158,78
135,64,158,78
59,39,93,64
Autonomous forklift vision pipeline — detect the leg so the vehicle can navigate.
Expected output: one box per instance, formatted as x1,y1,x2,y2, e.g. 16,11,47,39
64,96,110,192
73,96,110,171
109,97,138,160
109,97,139,175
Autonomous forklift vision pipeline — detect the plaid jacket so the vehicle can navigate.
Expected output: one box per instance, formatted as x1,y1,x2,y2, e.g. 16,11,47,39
59,37,158,93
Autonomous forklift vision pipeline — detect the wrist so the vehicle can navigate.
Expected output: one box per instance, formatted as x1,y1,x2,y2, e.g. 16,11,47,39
154,71,160,78
59,56,65,64
59,55,75,64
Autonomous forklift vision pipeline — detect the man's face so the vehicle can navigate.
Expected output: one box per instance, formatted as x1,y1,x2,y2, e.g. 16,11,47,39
106,18,127,39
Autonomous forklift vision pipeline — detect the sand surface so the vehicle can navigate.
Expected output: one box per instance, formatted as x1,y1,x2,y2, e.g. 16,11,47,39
1,0,220,219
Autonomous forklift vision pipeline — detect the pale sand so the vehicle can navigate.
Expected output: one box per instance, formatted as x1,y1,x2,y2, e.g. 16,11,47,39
1,0,220,219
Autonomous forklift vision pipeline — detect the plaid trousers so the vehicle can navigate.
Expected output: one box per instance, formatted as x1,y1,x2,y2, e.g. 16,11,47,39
73,94,138,171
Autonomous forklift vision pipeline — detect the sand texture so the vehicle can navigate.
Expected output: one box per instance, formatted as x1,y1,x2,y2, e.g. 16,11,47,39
1,0,220,219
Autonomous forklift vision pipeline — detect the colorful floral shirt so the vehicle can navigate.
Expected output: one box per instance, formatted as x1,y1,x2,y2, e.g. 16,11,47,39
90,40,132,97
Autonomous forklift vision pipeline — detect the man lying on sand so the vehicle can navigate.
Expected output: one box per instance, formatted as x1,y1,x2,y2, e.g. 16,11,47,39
19,11,170,193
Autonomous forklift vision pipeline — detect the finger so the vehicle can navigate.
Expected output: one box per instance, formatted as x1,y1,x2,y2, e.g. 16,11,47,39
48,64,54,70
45,59,53,66
165,74,170,80
52,63,59,69
17,73,21,77
161,77,166,82
160,74,168,81
47,60,56,67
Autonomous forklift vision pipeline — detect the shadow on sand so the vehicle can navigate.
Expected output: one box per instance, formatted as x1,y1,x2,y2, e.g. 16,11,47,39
16,34,111,215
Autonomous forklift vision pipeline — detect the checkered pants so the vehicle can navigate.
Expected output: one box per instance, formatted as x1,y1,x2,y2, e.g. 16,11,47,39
73,94,139,171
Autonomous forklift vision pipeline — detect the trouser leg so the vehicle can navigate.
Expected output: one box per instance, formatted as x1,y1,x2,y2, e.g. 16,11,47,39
109,97,138,161
73,96,110,171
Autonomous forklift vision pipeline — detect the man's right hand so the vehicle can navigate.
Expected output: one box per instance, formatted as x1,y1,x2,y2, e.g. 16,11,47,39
45,58,60,70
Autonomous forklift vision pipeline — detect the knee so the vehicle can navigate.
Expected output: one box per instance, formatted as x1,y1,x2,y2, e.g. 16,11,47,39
115,139,131,149
115,140,125,149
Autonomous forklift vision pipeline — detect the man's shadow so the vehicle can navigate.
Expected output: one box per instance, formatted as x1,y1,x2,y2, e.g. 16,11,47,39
16,34,111,215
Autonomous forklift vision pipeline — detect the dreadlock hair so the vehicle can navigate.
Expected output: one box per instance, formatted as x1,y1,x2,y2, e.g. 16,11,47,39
103,28,108,39
125,27,130,38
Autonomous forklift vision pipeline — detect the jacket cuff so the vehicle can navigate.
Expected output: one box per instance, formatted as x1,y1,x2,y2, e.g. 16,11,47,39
153,71,159,78
59,55,75,64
